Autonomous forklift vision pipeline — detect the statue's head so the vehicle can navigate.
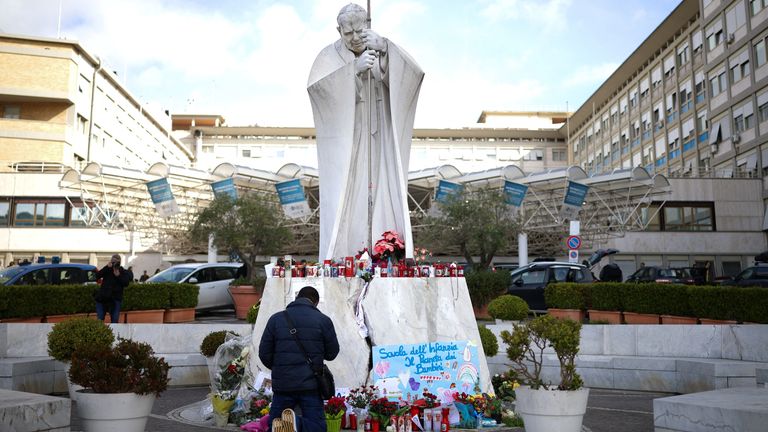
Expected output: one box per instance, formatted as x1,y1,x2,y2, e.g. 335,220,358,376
337,3,367,55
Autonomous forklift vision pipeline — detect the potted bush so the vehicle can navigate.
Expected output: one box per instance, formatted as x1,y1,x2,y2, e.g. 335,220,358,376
164,283,199,323
200,330,240,381
487,294,529,323
478,325,499,358
587,283,624,324
228,276,266,320
544,283,589,322
465,271,510,319
121,283,170,323
500,315,588,432
69,337,170,432
47,317,115,399
325,396,346,432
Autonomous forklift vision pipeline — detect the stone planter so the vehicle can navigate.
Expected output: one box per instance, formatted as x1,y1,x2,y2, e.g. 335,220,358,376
44,313,89,323
163,307,196,323
228,286,262,320
124,309,165,323
472,304,491,320
76,390,155,432
661,315,698,324
0,316,43,323
623,312,660,325
587,310,622,324
515,386,590,432
547,308,586,322
699,318,738,325
64,362,84,401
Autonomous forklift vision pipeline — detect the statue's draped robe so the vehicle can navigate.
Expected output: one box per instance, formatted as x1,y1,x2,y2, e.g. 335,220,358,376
308,39,424,260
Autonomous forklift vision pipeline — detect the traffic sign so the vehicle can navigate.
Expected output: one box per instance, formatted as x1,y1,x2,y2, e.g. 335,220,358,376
566,235,582,250
568,249,579,263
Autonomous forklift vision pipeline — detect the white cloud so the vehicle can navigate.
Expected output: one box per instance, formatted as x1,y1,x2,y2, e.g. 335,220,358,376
480,0,573,31
564,62,619,87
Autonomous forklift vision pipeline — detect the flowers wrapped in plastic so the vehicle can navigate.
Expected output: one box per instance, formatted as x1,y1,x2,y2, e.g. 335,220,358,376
209,334,255,426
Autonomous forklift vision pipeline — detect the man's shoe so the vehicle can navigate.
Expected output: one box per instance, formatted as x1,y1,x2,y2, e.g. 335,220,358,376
282,408,298,432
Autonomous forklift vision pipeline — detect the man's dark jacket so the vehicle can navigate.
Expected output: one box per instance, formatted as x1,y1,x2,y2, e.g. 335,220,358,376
258,298,340,393
96,265,131,301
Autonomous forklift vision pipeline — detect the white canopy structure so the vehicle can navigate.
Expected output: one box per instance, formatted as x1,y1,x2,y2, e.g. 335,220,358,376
59,162,670,255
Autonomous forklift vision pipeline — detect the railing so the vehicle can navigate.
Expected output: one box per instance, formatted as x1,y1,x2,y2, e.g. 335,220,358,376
1,161,71,173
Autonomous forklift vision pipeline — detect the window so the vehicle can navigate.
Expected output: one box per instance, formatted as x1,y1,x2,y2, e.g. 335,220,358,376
709,69,727,97
759,89,768,122
733,100,755,132
730,50,750,82
242,149,251,158
677,44,689,66
13,201,66,227
523,149,544,161
0,202,8,226
755,37,767,68
552,150,567,161
2,105,20,119
726,2,747,31
642,202,715,231
695,72,707,103
752,0,768,15
69,205,91,227
706,20,724,51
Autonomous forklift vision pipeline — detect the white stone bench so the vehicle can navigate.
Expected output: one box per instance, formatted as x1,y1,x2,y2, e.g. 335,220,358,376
757,368,768,388
0,322,252,395
654,388,768,432
0,389,70,431
484,323,768,394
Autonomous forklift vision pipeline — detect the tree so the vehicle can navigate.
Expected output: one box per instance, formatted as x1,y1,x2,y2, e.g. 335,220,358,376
190,193,292,281
419,188,522,271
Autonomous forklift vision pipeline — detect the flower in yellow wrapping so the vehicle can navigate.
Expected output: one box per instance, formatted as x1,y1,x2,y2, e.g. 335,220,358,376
211,394,236,415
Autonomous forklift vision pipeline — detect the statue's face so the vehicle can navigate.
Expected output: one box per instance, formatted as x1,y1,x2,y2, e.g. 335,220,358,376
338,14,366,55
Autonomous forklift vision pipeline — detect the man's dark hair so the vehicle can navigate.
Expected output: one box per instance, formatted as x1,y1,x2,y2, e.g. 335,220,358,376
297,286,320,304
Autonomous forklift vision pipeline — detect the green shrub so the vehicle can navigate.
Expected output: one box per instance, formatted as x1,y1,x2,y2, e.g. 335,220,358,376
122,283,170,311
246,302,260,324
545,283,589,309
47,317,115,362
737,287,768,323
487,295,529,320
200,330,239,357
589,283,625,311
658,284,693,317
478,325,499,357
168,283,199,309
623,283,658,314
230,276,267,295
689,285,738,320
466,270,511,308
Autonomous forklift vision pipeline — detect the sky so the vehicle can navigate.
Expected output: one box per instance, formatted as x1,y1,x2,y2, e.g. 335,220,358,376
0,0,681,128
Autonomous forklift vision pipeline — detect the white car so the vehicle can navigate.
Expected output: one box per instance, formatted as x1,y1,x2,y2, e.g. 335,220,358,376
147,263,243,310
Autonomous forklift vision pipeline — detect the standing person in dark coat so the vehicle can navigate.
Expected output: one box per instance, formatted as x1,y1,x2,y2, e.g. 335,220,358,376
259,286,340,432
95,254,131,323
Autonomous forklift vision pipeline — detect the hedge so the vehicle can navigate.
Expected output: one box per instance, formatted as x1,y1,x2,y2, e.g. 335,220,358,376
544,282,768,323
487,295,529,320
0,283,199,319
544,283,590,309
466,270,511,307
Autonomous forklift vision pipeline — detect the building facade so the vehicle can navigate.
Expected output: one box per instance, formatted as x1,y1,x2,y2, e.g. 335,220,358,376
566,0,767,277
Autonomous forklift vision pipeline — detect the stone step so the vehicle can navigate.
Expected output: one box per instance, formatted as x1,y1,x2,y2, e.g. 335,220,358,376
0,389,70,432
653,387,768,432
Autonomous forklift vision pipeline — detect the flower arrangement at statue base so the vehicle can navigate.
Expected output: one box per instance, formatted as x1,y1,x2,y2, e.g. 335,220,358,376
209,335,263,427
325,396,346,432
346,385,378,432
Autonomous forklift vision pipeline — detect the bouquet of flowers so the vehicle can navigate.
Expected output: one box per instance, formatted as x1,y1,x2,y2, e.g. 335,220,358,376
210,337,253,426
491,370,520,401
346,385,378,409
368,397,402,428
373,230,405,263
229,390,272,426
215,346,249,400
483,394,502,422
421,390,440,408
414,247,432,265
325,396,346,420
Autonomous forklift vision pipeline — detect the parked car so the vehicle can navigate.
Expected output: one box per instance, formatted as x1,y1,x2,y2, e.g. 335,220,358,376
0,263,98,286
146,263,242,310
625,266,696,284
508,261,595,311
719,264,768,288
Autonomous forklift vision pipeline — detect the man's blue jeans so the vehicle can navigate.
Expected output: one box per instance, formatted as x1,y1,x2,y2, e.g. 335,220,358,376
269,391,326,432
95,300,121,323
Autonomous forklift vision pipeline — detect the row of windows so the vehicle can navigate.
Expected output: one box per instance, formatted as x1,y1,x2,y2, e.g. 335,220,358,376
641,203,716,232
0,199,105,228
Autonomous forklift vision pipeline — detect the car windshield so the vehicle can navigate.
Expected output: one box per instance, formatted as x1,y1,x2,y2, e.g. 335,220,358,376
0,267,25,284
147,267,194,283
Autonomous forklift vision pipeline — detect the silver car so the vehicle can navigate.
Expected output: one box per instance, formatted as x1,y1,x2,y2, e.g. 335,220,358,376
147,263,242,310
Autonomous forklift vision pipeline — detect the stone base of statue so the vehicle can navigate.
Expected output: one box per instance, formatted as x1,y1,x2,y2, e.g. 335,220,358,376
248,276,492,394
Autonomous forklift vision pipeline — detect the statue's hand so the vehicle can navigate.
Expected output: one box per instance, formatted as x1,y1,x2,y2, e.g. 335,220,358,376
362,30,387,54
354,49,378,75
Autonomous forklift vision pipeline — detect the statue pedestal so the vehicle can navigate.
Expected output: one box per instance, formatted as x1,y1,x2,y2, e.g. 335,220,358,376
249,277,492,394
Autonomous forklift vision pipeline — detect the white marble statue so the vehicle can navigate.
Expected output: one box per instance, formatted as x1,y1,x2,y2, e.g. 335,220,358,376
308,3,424,261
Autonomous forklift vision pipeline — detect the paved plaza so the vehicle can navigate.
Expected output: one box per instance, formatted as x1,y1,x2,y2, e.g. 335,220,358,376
66,386,667,432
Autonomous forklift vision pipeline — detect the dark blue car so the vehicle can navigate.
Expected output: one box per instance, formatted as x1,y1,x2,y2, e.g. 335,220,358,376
0,263,99,286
